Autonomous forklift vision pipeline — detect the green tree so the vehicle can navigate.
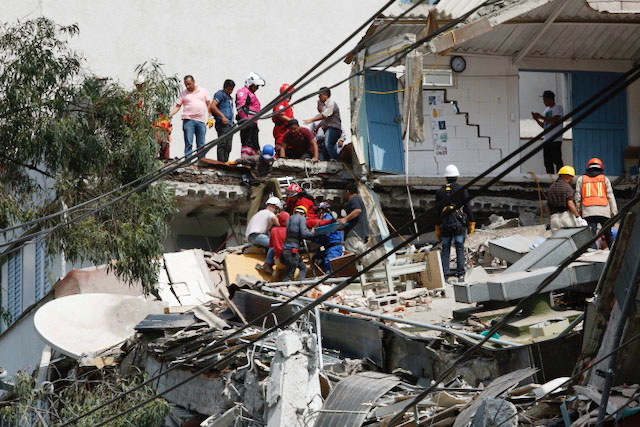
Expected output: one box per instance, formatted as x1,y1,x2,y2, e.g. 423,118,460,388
0,17,178,292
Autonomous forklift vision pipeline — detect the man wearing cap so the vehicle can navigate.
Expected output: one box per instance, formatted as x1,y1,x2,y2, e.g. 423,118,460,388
209,79,235,162
532,90,565,174
547,165,584,230
230,145,282,220
245,197,281,249
280,119,319,162
282,205,315,281
273,84,295,155
575,158,617,247
169,75,211,159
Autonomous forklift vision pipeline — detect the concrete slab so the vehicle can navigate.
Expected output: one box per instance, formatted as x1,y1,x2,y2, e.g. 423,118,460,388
488,235,537,264
504,227,592,274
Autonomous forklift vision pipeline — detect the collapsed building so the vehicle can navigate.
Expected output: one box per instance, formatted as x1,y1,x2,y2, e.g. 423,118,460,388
2,0,640,425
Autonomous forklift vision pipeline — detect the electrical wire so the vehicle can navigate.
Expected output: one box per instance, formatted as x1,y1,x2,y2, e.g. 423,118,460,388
0,0,432,255
59,6,640,424
70,61,640,426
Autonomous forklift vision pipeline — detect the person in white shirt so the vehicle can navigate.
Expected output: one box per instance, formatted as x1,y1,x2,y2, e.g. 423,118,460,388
532,90,565,174
245,197,282,248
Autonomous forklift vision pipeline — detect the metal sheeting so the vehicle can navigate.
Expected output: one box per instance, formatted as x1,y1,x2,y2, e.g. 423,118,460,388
454,21,640,60
314,372,401,427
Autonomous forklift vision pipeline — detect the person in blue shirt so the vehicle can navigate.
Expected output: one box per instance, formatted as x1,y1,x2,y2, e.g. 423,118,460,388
209,79,235,162
312,201,343,274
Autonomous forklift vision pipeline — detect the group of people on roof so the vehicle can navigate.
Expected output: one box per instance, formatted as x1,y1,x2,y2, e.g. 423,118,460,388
164,73,352,164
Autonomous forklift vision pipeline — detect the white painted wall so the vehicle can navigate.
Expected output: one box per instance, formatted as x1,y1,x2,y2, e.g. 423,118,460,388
0,304,50,379
3,0,388,162
407,54,640,177
410,54,520,176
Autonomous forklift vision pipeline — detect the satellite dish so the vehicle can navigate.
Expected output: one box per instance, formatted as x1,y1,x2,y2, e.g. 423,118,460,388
34,293,166,360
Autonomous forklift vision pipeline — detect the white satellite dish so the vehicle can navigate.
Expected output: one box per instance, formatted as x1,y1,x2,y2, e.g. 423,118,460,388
34,293,166,360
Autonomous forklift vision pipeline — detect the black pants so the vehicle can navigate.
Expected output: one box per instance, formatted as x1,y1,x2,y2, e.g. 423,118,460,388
240,121,260,152
543,141,563,174
282,248,307,281
586,215,614,248
215,122,233,162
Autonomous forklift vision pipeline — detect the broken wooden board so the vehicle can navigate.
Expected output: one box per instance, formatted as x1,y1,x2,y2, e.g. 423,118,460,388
224,253,271,284
330,252,358,278
422,251,446,290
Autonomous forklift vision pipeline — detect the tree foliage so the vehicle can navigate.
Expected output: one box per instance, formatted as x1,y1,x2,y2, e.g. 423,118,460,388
0,18,179,291
0,369,170,426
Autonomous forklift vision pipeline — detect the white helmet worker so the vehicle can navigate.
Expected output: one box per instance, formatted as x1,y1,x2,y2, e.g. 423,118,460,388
265,196,283,210
444,164,460,178
245,72,266,87
134,75,145,86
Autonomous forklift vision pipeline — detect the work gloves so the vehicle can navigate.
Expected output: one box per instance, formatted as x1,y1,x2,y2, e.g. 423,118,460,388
468,222,476,236
207,116,214,128
225,161,236,166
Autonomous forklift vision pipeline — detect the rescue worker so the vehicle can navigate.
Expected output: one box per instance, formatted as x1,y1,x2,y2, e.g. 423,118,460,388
229,145,282,220
575,158,617,248
284,183,317,219
434,165,475,282
312,201,343,274
547,165,585,230
272,83,295,156
256,211,290,276
244,196,281,249
282,205,315,281
236,72,265,157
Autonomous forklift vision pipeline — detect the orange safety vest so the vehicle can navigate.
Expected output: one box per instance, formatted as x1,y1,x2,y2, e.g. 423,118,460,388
581,174,608,207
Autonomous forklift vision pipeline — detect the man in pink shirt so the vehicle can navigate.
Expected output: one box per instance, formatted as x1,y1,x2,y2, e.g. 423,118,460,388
236,72,265,157
169,75,211,159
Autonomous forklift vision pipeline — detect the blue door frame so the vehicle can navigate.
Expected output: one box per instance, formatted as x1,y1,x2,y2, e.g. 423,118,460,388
363,71,404,174
571,72,628,176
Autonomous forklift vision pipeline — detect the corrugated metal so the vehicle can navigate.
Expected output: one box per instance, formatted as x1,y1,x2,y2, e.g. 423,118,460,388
314,372,401,427
35,240,43,301
571,71,628,175
7,250,22,323
364,71,405,174
433,0,640,60
453,20,640,60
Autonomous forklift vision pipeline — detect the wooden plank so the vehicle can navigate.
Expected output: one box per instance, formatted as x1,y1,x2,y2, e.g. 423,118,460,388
330,253,358,278
164,250,216,305
422,251,445,290
223,253,271,284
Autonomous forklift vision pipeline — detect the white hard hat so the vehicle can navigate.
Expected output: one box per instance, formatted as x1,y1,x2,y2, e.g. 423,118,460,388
134,75,145,85
245,72,266,87
266,196,282,209
444,164,460,178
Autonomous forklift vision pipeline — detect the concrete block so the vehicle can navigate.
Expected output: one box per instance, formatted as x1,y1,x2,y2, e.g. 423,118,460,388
530,319,570,339
469,138,491,150
478,150,501,161
448,139,470,151
487,267,573,301
453,281,491,303
488,235,537,264
275,330,303,358
504,227,592,274
456,149,480,161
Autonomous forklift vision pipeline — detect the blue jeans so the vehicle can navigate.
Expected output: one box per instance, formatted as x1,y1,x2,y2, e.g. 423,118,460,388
248,233,270,248
183,119,207,158
313,245,343,274
324,127,340,160
441,234,465,278
265,247,275,265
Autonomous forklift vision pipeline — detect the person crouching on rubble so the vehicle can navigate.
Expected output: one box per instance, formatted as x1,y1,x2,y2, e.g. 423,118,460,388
547,165,586,230
284,183,334,230
228,144,282,221
312,201,343,274
435,164,475,283
244,196,282,249
256,211,290,276
282,205,315,281
575,158,617,248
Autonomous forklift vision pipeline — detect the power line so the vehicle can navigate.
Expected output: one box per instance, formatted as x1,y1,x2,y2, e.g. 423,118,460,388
0,0,429,256
58,8,640,424
75,62,640,426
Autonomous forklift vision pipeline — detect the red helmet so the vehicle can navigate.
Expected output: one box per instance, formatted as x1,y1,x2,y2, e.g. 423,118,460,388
587,158,604,170
286,183,303,196
279,83,294,94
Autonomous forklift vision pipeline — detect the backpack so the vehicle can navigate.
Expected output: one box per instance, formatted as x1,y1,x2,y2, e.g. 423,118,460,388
440,184,468,234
